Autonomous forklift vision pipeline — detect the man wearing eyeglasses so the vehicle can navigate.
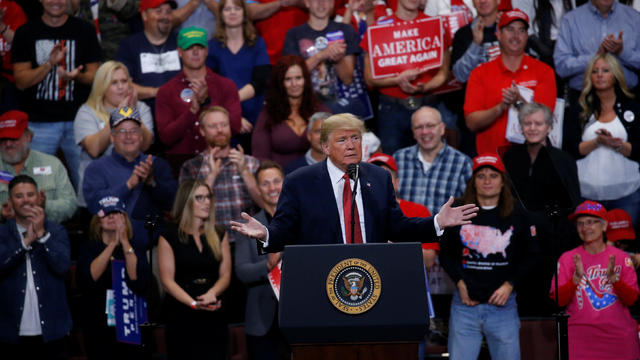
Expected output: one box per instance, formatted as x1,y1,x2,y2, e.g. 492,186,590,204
82,106,177,221
464,9,556,155
0,110,77,224
394,106,472,216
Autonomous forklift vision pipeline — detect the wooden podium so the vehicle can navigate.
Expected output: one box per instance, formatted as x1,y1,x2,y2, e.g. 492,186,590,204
278,243,429,360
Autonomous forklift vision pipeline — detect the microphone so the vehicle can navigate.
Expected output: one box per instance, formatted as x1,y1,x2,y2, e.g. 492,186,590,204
346,163,360,243
347,163,359,180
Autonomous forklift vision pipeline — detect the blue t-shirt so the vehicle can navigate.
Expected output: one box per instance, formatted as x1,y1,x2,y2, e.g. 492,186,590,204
206,36,270,124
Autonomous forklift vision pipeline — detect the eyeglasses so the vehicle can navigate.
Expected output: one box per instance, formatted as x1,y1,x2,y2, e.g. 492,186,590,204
194,194,213,202
576,219,602,228
412,122,442,131
113,128,141,137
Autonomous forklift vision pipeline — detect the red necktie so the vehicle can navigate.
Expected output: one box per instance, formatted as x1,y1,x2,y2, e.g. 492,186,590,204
343,173,363,244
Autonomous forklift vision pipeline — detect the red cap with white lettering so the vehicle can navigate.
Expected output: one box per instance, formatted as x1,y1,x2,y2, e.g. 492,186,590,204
0,110,28,140
606,208,636,242
472,153,505,174
498,8,530,29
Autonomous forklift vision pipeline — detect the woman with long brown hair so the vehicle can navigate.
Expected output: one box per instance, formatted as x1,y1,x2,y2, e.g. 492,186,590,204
439,153,537,360
251,55,330,167
158,180,231,359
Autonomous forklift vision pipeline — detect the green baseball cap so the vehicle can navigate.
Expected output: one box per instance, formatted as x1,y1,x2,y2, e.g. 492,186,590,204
178,27,208,49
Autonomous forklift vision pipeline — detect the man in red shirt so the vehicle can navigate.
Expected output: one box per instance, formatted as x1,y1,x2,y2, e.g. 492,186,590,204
155,27,241,172
464,9,555,155
360,0,451,154
0,0,26,113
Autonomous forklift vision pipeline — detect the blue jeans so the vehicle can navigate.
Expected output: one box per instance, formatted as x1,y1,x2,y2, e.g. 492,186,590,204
448,291,520,360
599,187,640,228
29,121,81,189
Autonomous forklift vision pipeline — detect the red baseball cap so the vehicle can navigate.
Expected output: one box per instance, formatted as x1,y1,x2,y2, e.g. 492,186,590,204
139,0,177,12
0,110,28,140
606,209,636,242
498,8,530,29
472,153,505,174
569,200,607,221
367,152,398,172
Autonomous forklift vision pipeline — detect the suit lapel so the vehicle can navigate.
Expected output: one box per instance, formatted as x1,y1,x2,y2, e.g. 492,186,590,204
317,161,343,243
359,165,374,244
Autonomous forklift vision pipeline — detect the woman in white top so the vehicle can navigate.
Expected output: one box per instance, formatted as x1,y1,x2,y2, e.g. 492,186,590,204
73,61,154,206
576,53,640,227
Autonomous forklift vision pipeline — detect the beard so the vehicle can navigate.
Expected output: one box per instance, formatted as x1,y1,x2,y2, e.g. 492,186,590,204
1,143,29,164
207,134,231,149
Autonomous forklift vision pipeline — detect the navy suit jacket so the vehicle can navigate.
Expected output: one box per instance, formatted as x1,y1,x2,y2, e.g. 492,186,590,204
265,161,438,252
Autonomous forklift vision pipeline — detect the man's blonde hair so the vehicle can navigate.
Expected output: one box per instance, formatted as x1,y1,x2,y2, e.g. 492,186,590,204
320,113,365,144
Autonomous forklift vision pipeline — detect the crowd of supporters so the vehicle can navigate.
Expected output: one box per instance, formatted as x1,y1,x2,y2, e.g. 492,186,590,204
2,0,640,358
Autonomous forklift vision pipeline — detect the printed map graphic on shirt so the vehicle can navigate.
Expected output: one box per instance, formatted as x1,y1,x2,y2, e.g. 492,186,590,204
460,224,512,257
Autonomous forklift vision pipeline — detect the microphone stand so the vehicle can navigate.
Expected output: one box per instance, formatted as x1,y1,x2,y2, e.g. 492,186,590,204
139,214,160,357
348,164,360,244
548,205,569,360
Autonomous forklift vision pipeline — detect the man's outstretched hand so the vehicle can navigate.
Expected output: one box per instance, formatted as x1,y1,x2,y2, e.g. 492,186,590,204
436,196,479,229
230,212,267,241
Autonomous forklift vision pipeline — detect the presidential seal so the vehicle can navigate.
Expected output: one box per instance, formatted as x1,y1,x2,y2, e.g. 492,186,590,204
326,258,381,314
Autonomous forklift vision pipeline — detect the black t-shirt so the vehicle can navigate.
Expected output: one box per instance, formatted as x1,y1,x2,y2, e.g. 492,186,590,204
440,205,538,303
11,16,102,122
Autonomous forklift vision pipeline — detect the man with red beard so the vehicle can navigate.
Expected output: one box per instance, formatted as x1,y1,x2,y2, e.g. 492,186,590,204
179,105,262,243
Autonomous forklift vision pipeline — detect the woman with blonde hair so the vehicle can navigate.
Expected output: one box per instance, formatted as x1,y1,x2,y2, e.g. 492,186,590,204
576,53,640,227
158,180,232,359
73,60,154,206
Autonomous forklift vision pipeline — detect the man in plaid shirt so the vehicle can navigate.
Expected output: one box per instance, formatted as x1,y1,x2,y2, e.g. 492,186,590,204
393,106,472,215
179,106,262,243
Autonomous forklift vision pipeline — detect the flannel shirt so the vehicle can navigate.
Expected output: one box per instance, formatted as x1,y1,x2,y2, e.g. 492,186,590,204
393,143,472,214
179,152,259,242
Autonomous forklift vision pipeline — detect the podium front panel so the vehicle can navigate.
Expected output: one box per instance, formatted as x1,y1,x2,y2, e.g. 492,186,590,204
279,242,429,344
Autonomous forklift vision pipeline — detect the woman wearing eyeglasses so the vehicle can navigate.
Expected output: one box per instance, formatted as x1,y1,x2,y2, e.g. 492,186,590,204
158,180,232,359
550,201,640,360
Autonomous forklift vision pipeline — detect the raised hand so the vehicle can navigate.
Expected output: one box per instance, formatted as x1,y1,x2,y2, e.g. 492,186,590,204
606,254,619,284
48,42,66,66
572,254,584,284
229,144,247,174
436,196,479,229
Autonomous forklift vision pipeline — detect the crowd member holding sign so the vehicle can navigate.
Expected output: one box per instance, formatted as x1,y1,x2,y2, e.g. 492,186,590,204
575,54,640,228
0,110,77,223
439,154,537,360
464,9,556,155
231,113,479,252
0,175,72,359
235,160,288,360
77,196,150,360
550,201,640,360
158,180,232,359
361,0,452,154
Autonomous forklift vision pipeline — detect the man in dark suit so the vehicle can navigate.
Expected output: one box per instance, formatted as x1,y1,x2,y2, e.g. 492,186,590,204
231,113,478,252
